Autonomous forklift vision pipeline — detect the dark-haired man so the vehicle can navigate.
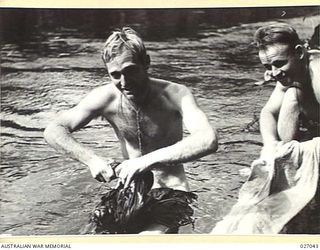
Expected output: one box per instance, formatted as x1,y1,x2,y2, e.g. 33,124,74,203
254,23,320,158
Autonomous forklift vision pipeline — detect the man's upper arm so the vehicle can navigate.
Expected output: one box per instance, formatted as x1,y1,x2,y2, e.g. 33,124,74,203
262,83,287,116
54,86,111,132
309,53,320,103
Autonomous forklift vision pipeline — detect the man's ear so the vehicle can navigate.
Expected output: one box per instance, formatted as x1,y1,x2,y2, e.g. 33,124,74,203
294,44,305,60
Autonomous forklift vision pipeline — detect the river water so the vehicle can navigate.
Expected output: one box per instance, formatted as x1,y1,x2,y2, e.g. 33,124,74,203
1,11,319,235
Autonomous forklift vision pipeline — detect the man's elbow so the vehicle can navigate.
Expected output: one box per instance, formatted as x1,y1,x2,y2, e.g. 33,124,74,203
43,122,66,146
44,123,56,145
204,128,218,153
260,104,277,118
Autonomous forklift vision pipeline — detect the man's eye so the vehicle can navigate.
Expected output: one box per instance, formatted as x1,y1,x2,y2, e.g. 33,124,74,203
123,66,139,75
264,64,272,70
273,60,287,68
111,72,121,79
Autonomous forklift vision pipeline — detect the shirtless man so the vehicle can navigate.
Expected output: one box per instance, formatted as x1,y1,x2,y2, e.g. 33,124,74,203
253,23,320,157
44,27,218,234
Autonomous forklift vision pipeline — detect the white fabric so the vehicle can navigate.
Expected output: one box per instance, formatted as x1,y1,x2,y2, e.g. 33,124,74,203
211,137,320,234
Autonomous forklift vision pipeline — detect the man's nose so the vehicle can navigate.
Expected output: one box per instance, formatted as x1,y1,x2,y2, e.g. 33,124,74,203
120,74,132,88
120,74,127,86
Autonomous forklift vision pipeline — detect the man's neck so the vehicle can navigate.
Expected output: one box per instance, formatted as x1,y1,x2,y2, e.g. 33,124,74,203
125,82,151,110
294,55,310,86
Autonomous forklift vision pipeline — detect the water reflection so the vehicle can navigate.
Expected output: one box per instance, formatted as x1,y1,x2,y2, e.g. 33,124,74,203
1,7,318,42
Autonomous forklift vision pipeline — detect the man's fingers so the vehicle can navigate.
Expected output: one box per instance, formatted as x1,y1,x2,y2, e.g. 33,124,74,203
115,179,123,189
251,159,266,168
95,174,106,182
264,70,273,81
124,172,134,188
114,164,122,176
101,172,110,182
118,172,127,188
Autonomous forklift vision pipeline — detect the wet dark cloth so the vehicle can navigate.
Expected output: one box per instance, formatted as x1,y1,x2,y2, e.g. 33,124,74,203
83,171,197,234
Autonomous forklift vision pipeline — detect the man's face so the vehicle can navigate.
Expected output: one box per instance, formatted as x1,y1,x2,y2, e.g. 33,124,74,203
107,50,149,99
258,43,302,86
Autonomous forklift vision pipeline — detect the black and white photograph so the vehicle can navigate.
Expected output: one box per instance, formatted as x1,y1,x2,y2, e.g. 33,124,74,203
0,4,319,237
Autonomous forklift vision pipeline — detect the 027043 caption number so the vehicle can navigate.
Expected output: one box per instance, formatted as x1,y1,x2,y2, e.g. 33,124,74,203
300,244,319,248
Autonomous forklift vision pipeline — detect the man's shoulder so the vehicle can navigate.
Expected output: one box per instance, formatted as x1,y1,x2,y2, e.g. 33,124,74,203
87,83,118,98
150,78,189,94
79,83,118,111
308,49,320,68
149,78,193,110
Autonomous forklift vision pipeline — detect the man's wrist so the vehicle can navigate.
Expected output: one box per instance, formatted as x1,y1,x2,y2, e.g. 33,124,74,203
261,141,276,154
87,156,105,168
140,153,157,170
261,140,282,158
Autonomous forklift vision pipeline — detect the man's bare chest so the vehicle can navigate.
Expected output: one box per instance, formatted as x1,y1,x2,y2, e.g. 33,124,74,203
103,97,182,146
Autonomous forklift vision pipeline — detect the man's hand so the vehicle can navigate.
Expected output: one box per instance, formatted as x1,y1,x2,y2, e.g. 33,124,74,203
259,141,279,165
88,158,116,182
114,157,151,188
264,70,273,82
255,140,285,175
260,140,285,160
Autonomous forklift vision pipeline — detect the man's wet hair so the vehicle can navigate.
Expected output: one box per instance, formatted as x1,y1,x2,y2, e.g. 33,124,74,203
309,24,320,49
102,27,149,66
254,23,302,50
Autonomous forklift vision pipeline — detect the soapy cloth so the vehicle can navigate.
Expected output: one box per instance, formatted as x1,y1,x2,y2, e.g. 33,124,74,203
211,137,320,234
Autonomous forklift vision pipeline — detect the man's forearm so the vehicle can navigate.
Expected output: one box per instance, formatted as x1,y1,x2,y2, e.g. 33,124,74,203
260,108,280,148
44,123,102,166
141,129,218,167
